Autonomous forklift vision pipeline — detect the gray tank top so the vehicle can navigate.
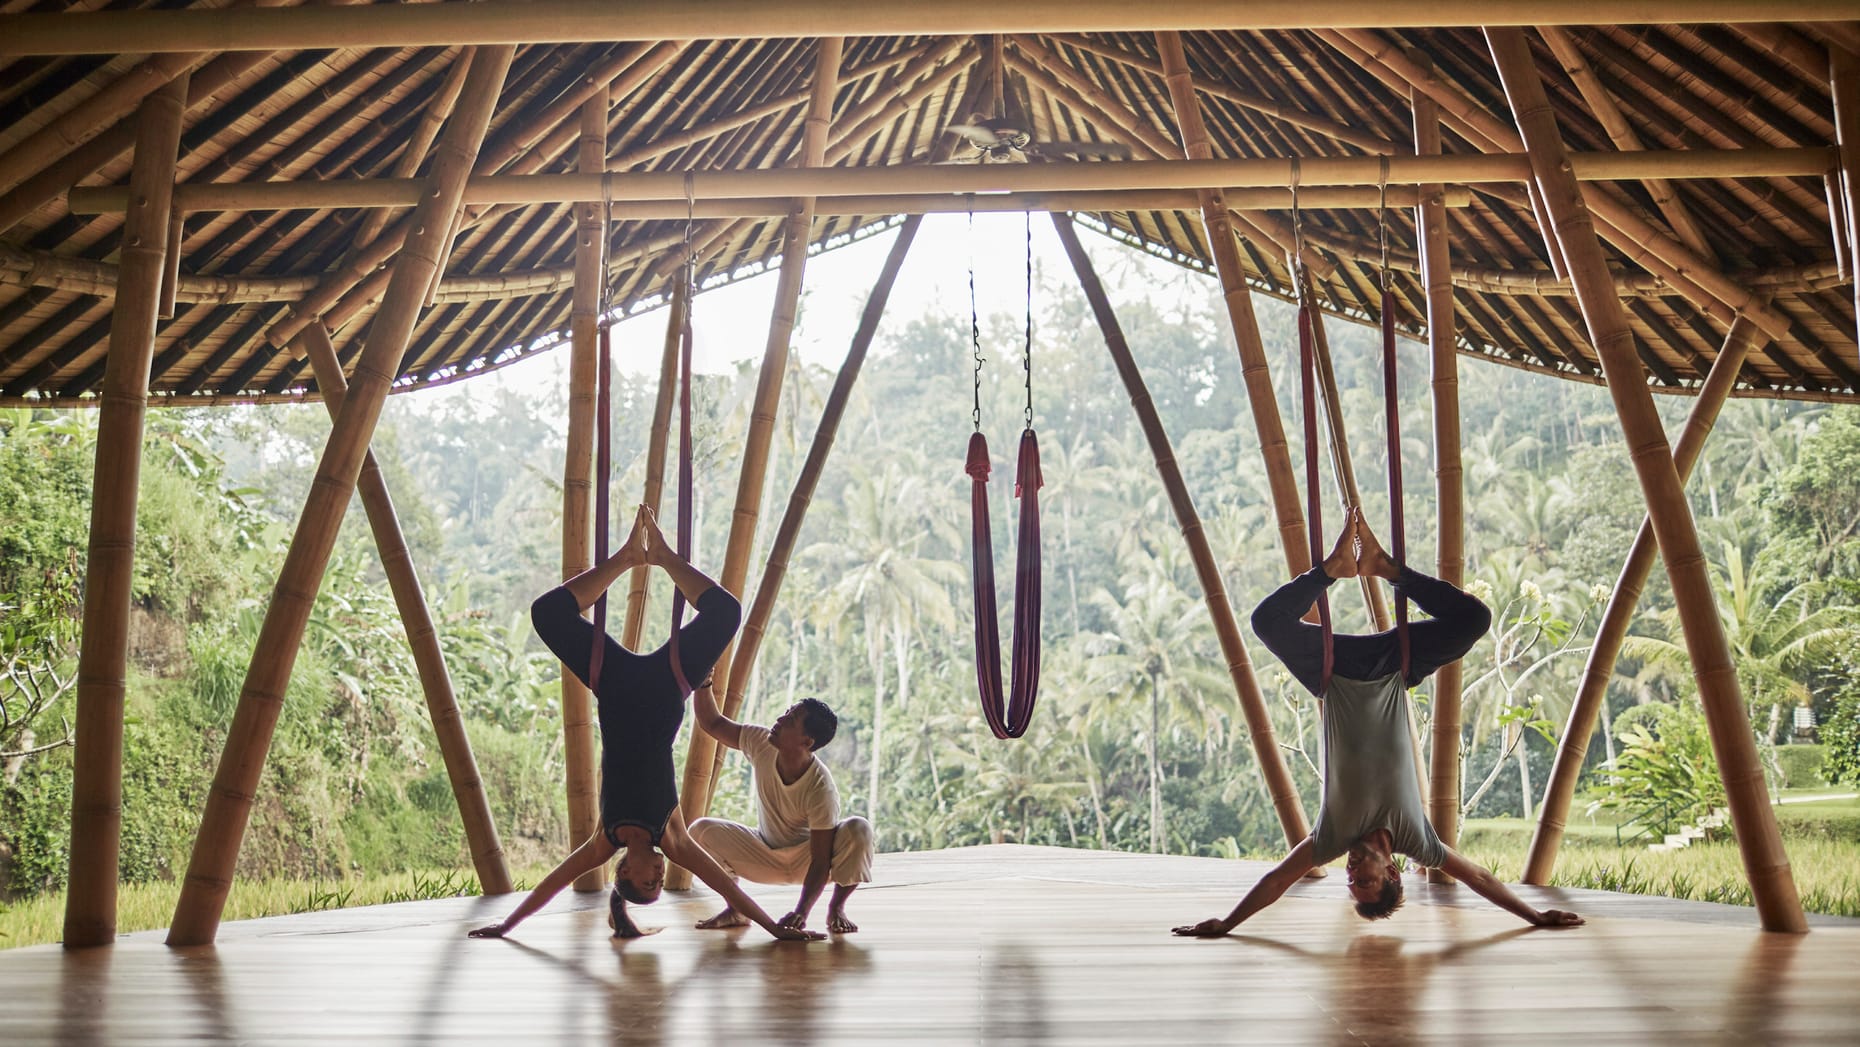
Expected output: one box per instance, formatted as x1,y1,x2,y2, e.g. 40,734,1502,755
1308,671,1446,868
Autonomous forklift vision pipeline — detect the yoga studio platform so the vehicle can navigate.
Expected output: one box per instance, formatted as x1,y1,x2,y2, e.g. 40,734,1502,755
5,845,1857,1045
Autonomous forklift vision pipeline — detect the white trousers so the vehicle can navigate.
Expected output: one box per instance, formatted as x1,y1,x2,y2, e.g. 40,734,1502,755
689,815,873,886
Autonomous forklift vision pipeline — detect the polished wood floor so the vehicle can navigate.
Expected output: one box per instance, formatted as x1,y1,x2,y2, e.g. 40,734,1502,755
5,845,1858,1044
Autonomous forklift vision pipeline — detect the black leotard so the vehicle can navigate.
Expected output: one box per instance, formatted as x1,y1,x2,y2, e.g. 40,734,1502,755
531,584,742,845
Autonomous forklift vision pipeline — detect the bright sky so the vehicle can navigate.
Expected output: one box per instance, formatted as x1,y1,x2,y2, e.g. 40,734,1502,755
418,212,1200,403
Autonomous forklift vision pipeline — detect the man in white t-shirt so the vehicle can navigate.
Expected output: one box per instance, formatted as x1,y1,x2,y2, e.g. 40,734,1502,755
689,677,872,933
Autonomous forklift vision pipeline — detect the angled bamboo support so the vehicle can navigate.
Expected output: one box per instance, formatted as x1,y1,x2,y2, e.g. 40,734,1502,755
0,51,201,197
300,324,512,895
1523,313,1765,885
166,45,515,948
621,278,687,652
560,89,607,893
1831,47,1860,356
1158,31,1310,579
62,72,188,951
351,48,474,253
1486,26,1804,933
1413,81,1467,885
1054,212,1312,849
670,37,843,889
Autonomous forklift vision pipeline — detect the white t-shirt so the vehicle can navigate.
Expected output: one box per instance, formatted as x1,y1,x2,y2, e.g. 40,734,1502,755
738,725,841,848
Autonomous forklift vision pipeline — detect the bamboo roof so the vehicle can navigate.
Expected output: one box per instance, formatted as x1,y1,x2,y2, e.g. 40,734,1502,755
1,8,1856,405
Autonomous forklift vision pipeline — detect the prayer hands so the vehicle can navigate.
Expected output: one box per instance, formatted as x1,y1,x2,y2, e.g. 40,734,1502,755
619,504,652,565
1171,917,1234,938
1532,909,1585,927
636,504,670,564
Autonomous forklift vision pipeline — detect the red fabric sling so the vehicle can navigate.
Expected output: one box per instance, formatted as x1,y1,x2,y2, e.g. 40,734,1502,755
1298,300,1335,697
588,324,614,689
1381,287,1412,681
966,428,1043,739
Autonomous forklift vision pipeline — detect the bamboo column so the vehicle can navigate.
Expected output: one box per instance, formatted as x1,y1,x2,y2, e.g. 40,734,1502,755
62,73,188,950
1830,48,1860,353
1414,78,1467,885
167,45,514,947
620,277,687,651
1157,31,1309,578
1054,212,1311,846
1486,27,1804,933
300,324,512,895
1523,313,1766,884
559,88,607,893
668,37,842,890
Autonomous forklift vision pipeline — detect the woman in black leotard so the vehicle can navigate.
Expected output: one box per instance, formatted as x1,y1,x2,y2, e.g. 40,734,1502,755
470,507,820,942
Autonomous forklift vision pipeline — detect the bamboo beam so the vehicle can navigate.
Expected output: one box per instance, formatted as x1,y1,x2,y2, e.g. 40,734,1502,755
1326,30,1794,343
1538,27,1713,259
64,148,1834,216
1831,48,1860,356
166,45,515,948
1159,31,1309,578
559,89,606,894
350,47,473,253
299,323,513,895
61,72,188,951
0,49,274,235
5,1,1855,56
0,51,202,196
1523,313,1764,885
1414,81,1466,886
670,37,843,889
1053,212,1311,847
1486,26,1804,933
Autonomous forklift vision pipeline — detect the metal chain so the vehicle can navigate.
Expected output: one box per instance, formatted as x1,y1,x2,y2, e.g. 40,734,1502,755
682,171,696,303
969,201,983,432
1289,157,1307,308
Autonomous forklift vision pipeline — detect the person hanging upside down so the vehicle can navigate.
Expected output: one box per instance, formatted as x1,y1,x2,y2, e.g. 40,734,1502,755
470,506,822,943
688,683,872,934
1173,509,1582,936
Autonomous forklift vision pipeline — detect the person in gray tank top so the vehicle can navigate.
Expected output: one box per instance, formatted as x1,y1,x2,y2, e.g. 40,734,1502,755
1174,510,1583,936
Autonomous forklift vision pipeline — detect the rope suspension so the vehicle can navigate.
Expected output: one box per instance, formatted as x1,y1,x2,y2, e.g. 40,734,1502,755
1378,158,1412,681
1292,162,1335,697
964,206,1044,739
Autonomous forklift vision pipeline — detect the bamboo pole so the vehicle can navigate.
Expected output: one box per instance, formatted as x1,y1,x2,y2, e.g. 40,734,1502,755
620,278,687,651
350,48,474,253
1053,213,1311,847
669,37,843,890
61,72,188,951
64,148,1834,216
1486,26,1804,933
157,212,184,320
1523,313,1764,885
166,45,515,948
5,1,1855,56
1831,48,1860,355
299,323,513,895
1414,82,1467,886
559,89,607,893
1158,31,1309,577
1538,27,1712,258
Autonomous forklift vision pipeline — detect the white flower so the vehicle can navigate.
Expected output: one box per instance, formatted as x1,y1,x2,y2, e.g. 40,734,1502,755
1520,580,1544,604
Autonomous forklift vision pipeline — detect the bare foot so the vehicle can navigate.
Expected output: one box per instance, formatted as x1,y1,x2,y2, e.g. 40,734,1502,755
1356,518,1400,580
826,911,858,934
1322,510,1360,579
695,909,751,930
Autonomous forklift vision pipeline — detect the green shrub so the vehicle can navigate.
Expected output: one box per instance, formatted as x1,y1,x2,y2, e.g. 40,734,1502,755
1771,801,1860,844
1775,744,1827,789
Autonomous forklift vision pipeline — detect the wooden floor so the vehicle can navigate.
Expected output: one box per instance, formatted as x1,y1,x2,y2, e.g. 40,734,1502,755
6,845,1858,1045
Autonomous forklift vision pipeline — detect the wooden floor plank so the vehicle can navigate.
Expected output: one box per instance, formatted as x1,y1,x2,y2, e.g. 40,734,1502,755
3,846,1857,1044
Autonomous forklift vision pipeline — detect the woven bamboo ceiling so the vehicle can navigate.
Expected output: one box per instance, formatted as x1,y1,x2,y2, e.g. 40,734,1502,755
1,4,1857,406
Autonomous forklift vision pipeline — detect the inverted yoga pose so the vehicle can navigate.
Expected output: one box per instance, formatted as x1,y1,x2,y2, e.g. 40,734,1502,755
1173,510,1583,936
470,506,821,942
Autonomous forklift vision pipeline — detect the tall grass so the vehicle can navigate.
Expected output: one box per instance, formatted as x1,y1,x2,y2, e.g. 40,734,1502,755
0,864,553,950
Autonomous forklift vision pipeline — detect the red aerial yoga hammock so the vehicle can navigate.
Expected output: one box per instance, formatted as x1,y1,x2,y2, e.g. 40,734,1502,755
588,245,698,696
1293,162,1410,695
965,209,1043,739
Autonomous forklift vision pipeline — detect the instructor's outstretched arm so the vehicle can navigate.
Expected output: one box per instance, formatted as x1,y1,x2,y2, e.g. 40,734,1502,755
1172,837,1318,937
1437,850,1583,927
661,810,824,942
